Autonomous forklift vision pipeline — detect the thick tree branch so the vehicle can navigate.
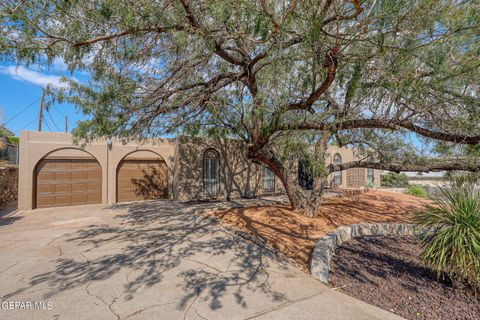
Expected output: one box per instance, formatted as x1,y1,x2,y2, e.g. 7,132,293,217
328,160,480,174
288,45,339,113
322,0,364,26
279,119,480,145
178,0,244,66
70,26,183,47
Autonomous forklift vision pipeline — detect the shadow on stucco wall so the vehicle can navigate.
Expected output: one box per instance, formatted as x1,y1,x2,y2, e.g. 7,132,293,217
174,137,265,202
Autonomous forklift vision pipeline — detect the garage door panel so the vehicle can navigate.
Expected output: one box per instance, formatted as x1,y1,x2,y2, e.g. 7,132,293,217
54,160,72,169
73,161,87,168
87,171,100,179
71,171,88,180
118,181,132,188
87,182,100,191
37,162,54,170
37,171,56,180
53,195,71,207
71,183,86,192
37,184,54,194
36,197,55,208
117,160,168,202
35,159,102,208
54,172,71,180
54,183,71,193
71,195,87,204
87,194,101,203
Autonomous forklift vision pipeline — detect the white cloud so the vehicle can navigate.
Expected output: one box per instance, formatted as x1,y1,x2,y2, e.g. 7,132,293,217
0,65,75,88
51,57,69,72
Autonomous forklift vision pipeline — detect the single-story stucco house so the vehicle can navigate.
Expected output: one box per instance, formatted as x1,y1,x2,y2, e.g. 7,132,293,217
18,131,381,210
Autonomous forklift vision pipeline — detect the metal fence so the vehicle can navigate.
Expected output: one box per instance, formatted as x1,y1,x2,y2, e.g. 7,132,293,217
0,144,19,165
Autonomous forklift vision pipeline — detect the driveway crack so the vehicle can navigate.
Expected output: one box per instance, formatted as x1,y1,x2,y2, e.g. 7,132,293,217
183,294,201,320
185,259,225,274
0,260,20,275
81,252,121,320
124,301,176,319
47,235,64,257
242,292,325,320
194,308,209,320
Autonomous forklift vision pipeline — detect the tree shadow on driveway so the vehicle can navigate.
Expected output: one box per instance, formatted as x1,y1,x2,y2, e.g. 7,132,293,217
4,200,288,313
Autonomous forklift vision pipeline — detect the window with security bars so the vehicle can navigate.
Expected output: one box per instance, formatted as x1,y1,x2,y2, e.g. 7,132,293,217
367,168,375,184
203,149,220,196
262,166,275,193
332,153,342,187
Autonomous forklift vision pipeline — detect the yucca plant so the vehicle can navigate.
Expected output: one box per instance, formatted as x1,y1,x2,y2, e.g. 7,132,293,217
413,182,480,291
406,185,428,198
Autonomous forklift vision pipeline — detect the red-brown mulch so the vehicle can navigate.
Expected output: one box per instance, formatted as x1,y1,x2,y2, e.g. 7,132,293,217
206,190,429,269
329,236,480,320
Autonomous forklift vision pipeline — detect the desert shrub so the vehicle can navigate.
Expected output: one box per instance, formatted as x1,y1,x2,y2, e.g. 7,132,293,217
381,172,409,188
413,183,480,290
445,172,480,186
6,136,19,145
406,185,428,198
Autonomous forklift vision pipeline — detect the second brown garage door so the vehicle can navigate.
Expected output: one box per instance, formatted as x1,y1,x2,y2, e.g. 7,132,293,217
35,159,102,208
117,160,168,202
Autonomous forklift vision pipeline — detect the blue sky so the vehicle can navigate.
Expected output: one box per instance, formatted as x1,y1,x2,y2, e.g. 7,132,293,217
0,60,87,136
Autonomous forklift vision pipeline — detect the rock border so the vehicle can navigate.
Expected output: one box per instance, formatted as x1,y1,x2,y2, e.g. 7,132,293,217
310,223,424,284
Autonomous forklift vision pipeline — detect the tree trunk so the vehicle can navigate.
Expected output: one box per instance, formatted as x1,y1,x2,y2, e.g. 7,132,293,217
247,144,326,218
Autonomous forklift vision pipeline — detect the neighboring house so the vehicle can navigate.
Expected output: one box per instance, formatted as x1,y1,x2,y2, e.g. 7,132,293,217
0,126,19,165
0,143,19,165
18,131,381,210
404,171,448,187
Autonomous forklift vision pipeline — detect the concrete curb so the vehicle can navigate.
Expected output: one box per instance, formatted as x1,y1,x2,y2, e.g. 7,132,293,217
310,223,425,284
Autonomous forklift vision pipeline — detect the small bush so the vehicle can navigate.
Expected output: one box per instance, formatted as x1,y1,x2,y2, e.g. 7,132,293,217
381,172,409,188
413,183,480,290
6,136,19,145
406,185,428,198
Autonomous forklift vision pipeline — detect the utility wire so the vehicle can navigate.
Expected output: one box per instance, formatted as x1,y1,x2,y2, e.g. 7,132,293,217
4,97,41,125
15,117,37,133
46,108,61,131
42,113,54,132
53,105,75,126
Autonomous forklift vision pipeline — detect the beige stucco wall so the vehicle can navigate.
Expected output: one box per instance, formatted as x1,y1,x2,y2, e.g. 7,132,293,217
174,137,284,201
18,131,381,210
325,146,381,188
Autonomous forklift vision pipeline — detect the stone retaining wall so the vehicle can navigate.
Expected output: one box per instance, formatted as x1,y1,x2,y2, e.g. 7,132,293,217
310,223,424,284
0,166,18,208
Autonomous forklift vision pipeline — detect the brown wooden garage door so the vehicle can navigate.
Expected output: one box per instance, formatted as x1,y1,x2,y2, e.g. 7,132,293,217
117,160,168,202
35,159,102,208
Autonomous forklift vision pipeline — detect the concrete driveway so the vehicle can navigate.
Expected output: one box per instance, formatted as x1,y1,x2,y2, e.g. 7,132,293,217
0,200,402,320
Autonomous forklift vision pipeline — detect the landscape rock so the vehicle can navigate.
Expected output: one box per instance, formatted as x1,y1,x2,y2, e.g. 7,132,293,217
0,166,17,208
310,223,420,284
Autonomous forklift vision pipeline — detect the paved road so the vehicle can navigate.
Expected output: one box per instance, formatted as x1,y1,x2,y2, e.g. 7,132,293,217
0,200,403,320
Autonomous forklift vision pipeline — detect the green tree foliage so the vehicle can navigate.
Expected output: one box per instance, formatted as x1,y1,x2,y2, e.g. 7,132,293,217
414,183,480,291
1,0,479,216
381,172,410,188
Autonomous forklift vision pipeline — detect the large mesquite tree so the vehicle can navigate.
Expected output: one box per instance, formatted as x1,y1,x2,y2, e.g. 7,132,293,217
2,0,479,216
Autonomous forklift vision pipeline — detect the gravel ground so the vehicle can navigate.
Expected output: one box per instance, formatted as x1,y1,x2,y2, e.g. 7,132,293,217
329,236,480,320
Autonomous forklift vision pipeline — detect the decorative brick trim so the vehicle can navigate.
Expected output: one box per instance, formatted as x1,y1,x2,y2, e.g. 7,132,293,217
310,223,423,284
